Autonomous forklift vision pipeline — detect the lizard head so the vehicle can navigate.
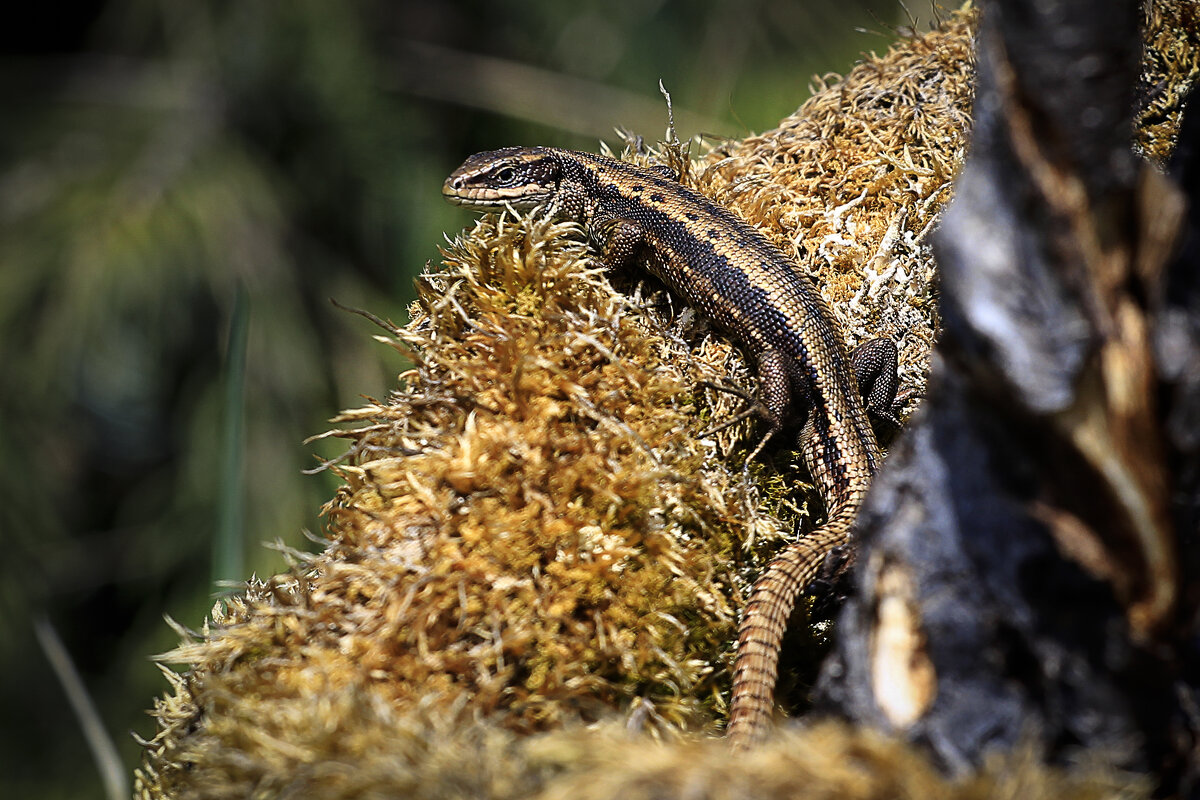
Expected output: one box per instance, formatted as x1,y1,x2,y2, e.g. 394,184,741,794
443,147,561,213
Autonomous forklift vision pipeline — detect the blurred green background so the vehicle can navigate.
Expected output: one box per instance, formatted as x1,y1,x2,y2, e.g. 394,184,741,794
0,1,942,796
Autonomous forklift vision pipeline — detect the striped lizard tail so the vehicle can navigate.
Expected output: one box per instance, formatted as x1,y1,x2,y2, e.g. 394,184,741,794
726,507,856,749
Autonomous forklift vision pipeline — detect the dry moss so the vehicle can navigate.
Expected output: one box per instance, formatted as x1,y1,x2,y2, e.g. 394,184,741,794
1137,0,1200,163
135,4,1198,798
135,211,789,797
137,679,1150,800
306,212,760,730
695,9,978,399
533,721,1151,800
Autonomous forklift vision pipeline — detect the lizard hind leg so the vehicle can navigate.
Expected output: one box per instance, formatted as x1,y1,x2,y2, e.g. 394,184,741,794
698,348,798,469
850,337,903,431
744,348,796,465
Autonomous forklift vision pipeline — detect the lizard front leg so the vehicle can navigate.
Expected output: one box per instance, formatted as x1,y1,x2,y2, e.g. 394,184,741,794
596,218,647,271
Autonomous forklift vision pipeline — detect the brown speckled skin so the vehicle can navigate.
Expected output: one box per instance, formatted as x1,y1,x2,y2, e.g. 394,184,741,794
445,147,890,748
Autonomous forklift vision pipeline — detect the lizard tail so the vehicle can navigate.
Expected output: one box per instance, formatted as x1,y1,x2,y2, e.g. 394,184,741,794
725,512,855,750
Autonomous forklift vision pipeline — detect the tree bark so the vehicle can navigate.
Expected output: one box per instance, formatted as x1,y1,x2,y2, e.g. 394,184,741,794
817,0,1200,793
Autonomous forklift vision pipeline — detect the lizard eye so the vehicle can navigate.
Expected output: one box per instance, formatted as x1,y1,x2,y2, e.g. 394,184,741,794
494,166,517,184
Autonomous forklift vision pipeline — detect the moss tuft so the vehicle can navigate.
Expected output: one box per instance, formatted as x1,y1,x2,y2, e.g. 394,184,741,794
696,9,978,401
1137,0,1200,163
135,210,793,797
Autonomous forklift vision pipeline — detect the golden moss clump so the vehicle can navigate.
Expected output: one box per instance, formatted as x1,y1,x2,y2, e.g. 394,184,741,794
137,681,1150,800
135,211,791,797
305,212,761,730
692,1,1200,399
534,721,1151,800
136,4,1199,798
694,9,977,399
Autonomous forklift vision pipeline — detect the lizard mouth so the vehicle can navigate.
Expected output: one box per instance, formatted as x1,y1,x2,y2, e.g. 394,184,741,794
442,179,552,211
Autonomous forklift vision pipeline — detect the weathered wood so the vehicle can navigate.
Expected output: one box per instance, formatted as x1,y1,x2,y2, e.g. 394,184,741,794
817,0,1200,791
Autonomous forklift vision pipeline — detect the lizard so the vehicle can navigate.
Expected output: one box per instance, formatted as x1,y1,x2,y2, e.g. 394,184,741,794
442,146,898,748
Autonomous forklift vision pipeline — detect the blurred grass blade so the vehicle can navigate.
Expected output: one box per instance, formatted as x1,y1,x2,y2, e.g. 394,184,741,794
32,615,128,800
214,284,250,588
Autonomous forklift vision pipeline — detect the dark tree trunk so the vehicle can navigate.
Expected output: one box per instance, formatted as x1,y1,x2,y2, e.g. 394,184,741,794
816,0,1200,794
